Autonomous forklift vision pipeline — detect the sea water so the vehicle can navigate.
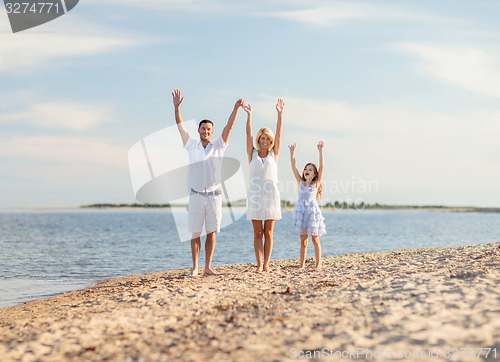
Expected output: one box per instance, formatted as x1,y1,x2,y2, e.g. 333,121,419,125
1,208,499,308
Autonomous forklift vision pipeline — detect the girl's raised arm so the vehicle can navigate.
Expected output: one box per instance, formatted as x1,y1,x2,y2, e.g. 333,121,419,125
243,103,254,163
273,98,284,161
317,141,324,183
289,143,302,184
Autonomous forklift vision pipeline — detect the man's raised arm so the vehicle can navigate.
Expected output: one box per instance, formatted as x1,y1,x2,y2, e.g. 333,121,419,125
221,99,244,144
172,89,189,145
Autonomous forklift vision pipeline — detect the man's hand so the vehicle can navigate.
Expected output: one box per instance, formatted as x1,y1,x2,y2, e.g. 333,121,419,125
235,99,244,109
172,89,184,107
173,89,188,145
222,99,243,144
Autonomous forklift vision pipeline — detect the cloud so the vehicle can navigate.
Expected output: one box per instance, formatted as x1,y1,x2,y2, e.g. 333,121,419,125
1,102,113,130
248,95,412,136
0,136,128,168
244,95,500,204
258,95,500,142
395,43,500,99
268,3,370,26
83,0,224,12
0,13,141,71
264,2,446,27
0,32,134,71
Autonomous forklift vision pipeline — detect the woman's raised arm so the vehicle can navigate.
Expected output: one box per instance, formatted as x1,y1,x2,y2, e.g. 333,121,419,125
243,103,254,163
273,98,284,161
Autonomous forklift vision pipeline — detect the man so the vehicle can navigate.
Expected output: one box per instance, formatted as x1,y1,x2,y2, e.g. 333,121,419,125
172,89,243,276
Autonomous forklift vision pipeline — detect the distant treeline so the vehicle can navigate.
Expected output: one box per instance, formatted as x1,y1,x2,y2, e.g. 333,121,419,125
81,202,500,212
81,203,172,208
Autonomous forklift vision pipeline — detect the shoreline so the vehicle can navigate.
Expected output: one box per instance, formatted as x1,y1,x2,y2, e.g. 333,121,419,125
1,243,500,361
4,205,500,213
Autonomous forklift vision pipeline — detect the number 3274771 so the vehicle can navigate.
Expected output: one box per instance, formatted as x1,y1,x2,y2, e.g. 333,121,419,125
5,2,62,14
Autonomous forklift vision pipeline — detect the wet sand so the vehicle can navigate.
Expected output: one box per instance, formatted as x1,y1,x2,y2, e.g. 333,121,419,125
1,243,500,361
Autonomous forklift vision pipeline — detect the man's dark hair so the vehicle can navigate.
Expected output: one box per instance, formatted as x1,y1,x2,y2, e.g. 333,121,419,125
199,119,214,128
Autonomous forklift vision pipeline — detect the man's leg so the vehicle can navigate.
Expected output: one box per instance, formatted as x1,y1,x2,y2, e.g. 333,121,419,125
203,194,222,275
190,232,202,276
188,194,205,277
204,232,217,275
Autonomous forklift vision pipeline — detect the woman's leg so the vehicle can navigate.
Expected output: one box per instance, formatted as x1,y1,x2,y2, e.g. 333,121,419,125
252,220,264,271
311,236,322,270
263,220,275,272
299,235,308,269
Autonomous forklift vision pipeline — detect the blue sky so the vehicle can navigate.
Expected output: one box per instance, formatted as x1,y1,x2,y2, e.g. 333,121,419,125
1,0,499,208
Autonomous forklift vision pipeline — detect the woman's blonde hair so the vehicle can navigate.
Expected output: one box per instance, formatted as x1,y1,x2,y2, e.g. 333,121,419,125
255,127,275,151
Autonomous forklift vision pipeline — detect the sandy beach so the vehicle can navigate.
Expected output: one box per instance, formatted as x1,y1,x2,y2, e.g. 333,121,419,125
1,243,499,361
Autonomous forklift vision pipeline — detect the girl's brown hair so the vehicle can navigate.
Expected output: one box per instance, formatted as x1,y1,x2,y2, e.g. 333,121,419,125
301,163,322,201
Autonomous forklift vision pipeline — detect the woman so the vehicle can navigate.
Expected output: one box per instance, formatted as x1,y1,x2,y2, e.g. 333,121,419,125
243,99,284,272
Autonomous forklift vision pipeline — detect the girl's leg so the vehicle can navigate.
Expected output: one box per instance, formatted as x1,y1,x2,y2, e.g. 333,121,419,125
299,235,308,269
263,220,275,272
311,236,322,270
252,220,264,271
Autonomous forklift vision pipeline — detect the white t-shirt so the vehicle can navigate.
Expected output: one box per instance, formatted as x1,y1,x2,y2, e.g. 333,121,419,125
184,135,227,193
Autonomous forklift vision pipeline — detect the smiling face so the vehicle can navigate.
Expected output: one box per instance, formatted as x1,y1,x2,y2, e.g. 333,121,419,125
302,163,318,182
256,128,274,152
259,134,271,150
198,122,213,143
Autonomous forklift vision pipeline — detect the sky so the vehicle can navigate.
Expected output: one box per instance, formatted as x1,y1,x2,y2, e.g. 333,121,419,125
1,0,499,208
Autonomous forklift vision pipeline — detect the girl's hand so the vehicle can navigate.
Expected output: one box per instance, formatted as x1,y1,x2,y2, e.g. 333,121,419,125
276,98,285,113
242,103,252,115
288,143,296,153
317,140,324,150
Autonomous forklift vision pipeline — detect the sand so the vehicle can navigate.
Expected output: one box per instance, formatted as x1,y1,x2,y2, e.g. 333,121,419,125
1,243,500,361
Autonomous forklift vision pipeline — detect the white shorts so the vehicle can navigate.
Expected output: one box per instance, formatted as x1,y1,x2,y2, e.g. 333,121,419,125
188,193,222,234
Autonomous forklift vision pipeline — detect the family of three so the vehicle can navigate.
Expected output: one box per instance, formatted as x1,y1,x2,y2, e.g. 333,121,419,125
172,89,326,276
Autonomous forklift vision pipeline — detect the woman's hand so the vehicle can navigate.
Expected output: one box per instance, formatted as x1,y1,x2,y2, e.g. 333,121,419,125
276,98,285,113
242,103,252,115
288,143,296,153
317,140,324,150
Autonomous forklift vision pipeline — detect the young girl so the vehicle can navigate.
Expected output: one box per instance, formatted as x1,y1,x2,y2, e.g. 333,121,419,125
289,141,326,270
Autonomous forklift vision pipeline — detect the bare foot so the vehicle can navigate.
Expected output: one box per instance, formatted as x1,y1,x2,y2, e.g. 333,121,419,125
204,267,218,275
188,268,199,277
256,267,264,273
263,265,270,273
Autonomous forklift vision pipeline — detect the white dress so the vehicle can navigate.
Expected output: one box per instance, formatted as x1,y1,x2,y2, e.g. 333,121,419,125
246,149,282,221
292,182,326,236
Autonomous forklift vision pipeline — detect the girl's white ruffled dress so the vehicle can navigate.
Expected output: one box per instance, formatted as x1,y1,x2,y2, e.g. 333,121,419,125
292,182,326,236
246,149,282,221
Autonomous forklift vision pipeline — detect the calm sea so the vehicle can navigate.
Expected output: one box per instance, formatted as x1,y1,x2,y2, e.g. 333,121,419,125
1,209,499,308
